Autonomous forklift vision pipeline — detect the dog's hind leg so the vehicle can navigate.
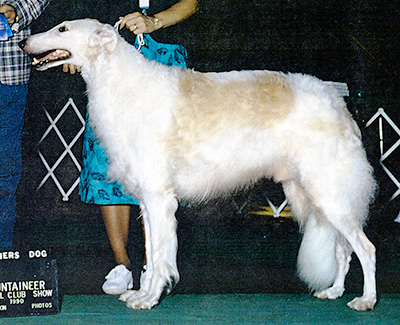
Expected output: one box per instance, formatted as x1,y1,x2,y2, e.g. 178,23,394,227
314,234,352,300
284,169,376,311
300,165,377,310
120,189,179,309
326,216,376,310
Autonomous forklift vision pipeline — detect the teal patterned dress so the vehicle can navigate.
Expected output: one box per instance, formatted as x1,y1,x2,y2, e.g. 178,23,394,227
79,34,188,205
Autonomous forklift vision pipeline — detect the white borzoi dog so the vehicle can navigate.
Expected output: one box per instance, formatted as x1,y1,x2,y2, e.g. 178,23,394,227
21,19,377,311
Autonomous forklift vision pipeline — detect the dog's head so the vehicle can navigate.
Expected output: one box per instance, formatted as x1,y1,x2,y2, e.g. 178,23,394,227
20,19,119,71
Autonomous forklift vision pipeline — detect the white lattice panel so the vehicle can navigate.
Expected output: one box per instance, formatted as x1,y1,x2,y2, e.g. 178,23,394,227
366,108,400,222
37,98,85,201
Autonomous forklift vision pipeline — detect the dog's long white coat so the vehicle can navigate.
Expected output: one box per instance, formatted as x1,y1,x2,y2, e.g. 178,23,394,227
23,20,378,311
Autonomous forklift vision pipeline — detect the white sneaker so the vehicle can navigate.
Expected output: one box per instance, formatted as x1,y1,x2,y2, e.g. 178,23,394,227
102,265,133,295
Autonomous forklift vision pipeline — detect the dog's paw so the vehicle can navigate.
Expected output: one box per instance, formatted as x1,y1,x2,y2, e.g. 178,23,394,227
119,269,178,309
125,291,159,310
314,286,344,300
119,289,159,309
119,289,138,302
347,295,376,311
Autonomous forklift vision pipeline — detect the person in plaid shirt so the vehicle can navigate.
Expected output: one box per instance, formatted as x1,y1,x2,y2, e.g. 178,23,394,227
0,0,50,249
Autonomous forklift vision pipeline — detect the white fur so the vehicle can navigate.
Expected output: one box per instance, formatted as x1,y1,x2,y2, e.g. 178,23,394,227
297,216,338,291
22,20,378,311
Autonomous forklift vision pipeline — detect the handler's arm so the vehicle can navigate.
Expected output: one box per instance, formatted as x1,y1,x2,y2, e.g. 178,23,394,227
154,0,199,29
120,0,198,35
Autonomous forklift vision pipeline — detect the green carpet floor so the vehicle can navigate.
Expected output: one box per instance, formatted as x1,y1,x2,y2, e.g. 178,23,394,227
1,294,399,324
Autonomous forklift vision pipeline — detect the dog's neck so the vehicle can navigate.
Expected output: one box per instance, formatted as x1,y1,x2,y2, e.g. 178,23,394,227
83,39,176,111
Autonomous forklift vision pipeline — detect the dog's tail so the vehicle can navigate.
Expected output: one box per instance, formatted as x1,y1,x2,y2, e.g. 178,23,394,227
297,215,338,291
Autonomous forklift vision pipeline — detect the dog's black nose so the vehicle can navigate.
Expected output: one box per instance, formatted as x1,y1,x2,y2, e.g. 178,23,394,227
19,39,26,49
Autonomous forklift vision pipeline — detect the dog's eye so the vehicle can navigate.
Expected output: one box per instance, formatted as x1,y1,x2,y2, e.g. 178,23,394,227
58,26,68,32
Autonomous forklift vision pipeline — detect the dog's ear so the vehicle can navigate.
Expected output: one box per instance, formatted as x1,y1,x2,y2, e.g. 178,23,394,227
88,25,118,53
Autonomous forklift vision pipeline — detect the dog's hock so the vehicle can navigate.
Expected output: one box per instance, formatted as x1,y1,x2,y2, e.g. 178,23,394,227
88,26,118,53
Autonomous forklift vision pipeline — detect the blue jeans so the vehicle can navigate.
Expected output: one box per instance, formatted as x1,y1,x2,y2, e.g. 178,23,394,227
0,82,28,249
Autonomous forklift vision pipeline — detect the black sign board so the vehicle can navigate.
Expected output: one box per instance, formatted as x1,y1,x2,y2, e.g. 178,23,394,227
0,249,60,317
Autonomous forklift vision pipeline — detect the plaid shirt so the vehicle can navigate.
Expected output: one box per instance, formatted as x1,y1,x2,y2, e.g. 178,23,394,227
0,0,51,85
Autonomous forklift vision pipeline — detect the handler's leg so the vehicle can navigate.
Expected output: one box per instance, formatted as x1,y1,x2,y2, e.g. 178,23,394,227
101,205,133,295
0,83,27,249
102,205,131,268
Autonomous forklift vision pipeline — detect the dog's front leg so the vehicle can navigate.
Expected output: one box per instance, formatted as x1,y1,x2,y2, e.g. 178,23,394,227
120,190,179,309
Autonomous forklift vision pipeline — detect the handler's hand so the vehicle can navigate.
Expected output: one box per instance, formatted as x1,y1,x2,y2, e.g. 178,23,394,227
120,12,159,35
0,4,17,26
62,64,81,74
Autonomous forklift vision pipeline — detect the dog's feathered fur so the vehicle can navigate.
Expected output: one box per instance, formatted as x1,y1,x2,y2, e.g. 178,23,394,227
22,20,377,310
